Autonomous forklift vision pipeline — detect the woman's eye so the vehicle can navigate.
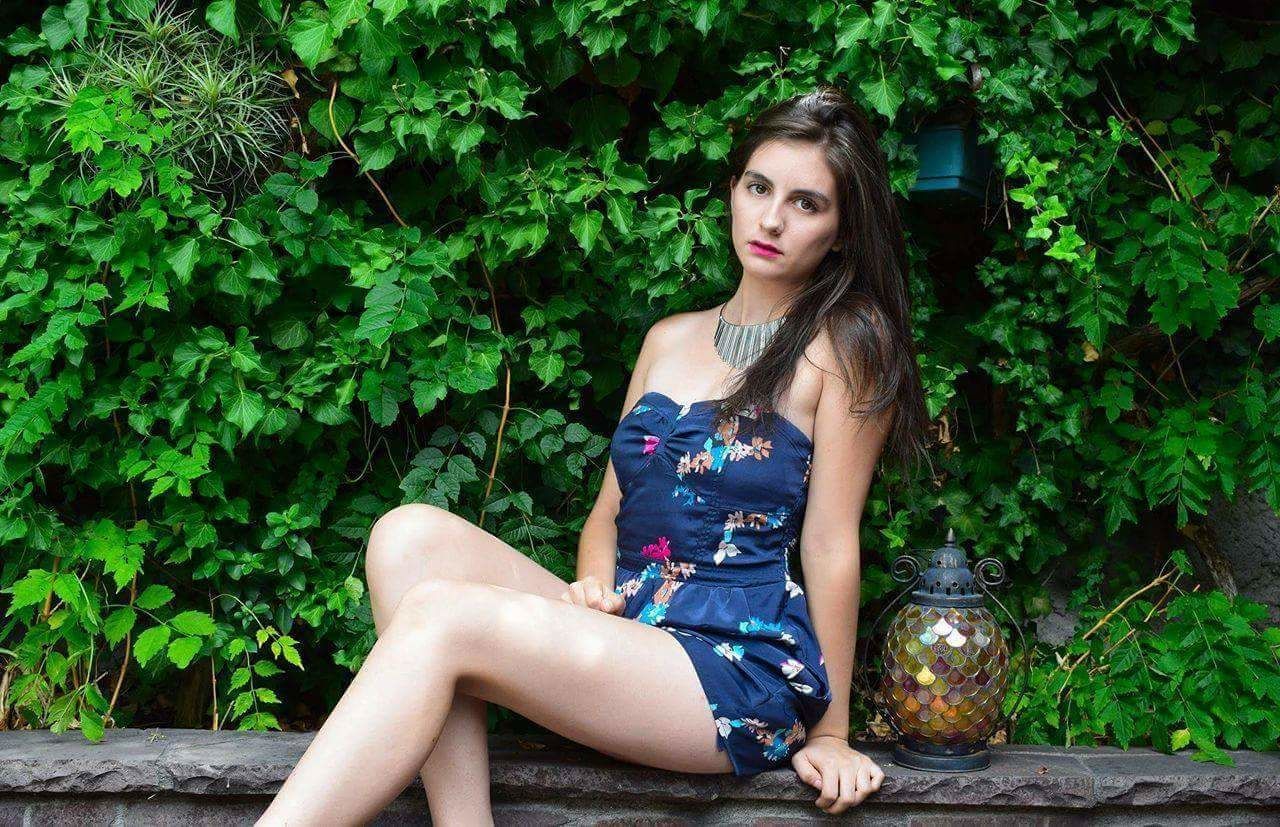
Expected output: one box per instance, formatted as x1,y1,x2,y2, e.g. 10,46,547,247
747,183,817,213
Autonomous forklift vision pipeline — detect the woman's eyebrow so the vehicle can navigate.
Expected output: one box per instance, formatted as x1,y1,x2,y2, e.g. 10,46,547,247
744,169,831,206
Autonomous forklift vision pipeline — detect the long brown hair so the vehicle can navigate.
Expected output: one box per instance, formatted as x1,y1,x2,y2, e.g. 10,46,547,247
711,85,931,478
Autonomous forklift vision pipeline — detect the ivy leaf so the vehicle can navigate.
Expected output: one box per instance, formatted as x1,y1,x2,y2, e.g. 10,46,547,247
120,0,158,21
258,0,283,22
570,209,604,254
1253,299,1280,343
859,72,903,120
905,16,940,58
206,0,239,40
328,0,371,32
39,13,72,51
529,349,566,388
452,121,486,160
1046,224,1084,261
288,14,337,69
835,8,873,49
225,386,266,435
353,134,396,172
307,96,355,142
691,0,717,35
1045,2,1081,40
373,0,408,23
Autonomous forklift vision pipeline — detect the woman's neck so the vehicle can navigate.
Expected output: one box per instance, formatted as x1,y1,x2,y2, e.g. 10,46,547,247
724,277,796,325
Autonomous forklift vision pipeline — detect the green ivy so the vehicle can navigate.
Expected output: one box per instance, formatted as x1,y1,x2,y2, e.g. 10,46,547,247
1,0,1277,762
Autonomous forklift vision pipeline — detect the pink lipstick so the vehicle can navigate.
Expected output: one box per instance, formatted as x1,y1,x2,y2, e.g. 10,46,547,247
748,240,782,259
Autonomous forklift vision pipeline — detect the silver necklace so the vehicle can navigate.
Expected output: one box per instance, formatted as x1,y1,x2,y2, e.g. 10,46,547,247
713,303,786,369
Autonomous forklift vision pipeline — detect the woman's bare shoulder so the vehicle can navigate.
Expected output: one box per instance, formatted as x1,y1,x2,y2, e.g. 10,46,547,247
642,308,715,350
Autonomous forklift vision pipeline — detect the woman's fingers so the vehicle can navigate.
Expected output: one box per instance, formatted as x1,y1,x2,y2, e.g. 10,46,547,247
793,752,821,789
585,580,607,609
832,763,859,813
855,761,873,804
814,761,840,810
811,753,883,814
870,763,885,790
560,579,624,613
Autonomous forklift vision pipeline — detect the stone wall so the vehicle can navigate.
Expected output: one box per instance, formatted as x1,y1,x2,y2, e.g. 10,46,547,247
1,729,1278,825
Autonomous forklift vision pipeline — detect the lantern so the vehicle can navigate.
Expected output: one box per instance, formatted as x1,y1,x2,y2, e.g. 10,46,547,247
860,529,1027,772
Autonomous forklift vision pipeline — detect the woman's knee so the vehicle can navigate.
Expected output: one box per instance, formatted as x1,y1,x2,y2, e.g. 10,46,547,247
387,578,491,648
388,577,456,632
365,503,459,583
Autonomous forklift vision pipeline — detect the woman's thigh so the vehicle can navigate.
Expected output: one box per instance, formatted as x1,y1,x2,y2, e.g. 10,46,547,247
366,503,572,616
407,580,735,775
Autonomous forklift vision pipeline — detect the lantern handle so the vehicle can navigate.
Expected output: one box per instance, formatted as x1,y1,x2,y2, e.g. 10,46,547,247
971,557,1031,741
852,552,923,735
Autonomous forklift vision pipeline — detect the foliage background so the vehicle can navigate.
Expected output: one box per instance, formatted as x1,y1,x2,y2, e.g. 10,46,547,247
2,0,1279,761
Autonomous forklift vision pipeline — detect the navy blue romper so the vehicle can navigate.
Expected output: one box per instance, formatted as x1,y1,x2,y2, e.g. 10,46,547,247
609,390,833,775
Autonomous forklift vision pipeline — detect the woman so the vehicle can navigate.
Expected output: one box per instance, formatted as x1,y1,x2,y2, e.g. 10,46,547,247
259,85,929,825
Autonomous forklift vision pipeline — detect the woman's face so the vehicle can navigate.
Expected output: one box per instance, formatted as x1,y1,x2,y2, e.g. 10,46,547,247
728,138,842,287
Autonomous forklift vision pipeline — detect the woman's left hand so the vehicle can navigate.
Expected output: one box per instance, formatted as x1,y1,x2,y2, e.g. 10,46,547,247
791,734,884,814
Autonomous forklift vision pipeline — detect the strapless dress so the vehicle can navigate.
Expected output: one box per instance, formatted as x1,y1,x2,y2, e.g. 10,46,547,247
609,390,833,775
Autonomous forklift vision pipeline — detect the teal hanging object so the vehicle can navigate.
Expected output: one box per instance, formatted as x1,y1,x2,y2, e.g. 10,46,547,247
905,116,994,207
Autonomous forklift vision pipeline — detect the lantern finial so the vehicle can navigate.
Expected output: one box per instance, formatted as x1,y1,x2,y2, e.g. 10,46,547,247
946,527,956,544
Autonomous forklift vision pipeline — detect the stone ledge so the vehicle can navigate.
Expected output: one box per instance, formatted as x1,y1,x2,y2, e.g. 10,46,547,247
1,729,1278,824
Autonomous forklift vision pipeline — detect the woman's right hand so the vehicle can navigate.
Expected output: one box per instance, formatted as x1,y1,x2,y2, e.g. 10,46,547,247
561,576,625,614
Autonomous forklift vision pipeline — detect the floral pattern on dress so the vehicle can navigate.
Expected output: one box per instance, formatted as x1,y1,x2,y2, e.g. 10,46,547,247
712,701,808,764
614,557,697,626
675,408,774,478
738,616,797,646
716,508,788,565
671,483,706,506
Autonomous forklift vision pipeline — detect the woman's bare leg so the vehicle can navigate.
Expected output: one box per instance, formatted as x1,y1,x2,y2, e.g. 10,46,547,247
258,578,733,826
364,504,573,824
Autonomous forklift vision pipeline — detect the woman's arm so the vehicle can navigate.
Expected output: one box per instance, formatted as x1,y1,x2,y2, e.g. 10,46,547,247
575,321,669,584
797,333,893,741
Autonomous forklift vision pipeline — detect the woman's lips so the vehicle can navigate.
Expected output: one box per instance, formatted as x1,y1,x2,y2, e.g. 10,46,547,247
748,240,782,258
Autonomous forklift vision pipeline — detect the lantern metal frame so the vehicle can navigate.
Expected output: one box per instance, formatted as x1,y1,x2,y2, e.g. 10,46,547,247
854,530,1031,772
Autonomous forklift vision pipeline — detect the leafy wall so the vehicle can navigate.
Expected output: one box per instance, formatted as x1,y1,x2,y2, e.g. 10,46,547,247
1,0,1278,760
